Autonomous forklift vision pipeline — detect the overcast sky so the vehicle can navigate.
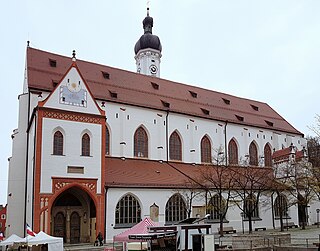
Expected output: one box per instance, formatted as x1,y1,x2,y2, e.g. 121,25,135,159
0,0,319,205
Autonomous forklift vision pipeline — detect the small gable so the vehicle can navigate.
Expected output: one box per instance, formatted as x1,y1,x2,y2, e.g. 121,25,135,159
42,63,102,116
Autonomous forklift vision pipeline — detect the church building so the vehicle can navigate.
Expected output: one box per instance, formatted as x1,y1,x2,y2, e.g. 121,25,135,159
6,9,316,243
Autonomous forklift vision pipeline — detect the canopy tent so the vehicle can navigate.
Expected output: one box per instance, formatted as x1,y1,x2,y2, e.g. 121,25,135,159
0,234,24,251
114,217,158,242
26,231,63,251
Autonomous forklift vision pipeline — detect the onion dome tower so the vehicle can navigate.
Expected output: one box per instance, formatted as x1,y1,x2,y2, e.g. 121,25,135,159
134,8,162,77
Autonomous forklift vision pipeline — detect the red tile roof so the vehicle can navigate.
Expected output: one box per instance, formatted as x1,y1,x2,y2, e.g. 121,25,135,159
105,157,198,188
105,157,274,189
272,147,304,162
26,47,302,135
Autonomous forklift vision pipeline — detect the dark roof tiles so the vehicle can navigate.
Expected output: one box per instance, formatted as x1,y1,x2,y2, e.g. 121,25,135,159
26,47,302,135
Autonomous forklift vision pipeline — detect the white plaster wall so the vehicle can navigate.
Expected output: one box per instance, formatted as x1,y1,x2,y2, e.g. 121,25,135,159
100,101,305,165
44,67,101,115
41,118,102,193
6,93,29,236
106,189,282,242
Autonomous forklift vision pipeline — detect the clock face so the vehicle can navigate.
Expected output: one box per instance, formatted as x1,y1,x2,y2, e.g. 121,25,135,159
150,64,158,75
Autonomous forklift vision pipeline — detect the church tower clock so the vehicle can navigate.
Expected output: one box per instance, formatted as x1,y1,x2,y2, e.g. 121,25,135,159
134,8,162,77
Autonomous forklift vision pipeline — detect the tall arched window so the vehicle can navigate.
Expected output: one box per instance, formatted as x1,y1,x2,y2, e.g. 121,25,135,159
115,194,141,227
53,131,63,155
264,144,272,167
274,194,288,218
169,131,182,161
134,127,148,158
228,139,238,165
207,194,226,221
81,133,90,156
249,142,258,166
201,136,212,163
165,193,187,224
244,195,259,219
105,126,110,155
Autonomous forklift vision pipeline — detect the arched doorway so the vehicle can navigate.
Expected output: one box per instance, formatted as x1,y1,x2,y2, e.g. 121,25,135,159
51,187,96,243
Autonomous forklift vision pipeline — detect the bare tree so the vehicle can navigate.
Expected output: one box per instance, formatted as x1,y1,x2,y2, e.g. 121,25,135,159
273,148,317,230
309,114,320,137
231,166,274,233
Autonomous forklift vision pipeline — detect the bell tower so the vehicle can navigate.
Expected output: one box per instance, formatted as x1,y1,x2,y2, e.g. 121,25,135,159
134,8,162,77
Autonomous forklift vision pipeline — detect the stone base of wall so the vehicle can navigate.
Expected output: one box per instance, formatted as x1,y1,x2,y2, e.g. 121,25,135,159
232,233,291,250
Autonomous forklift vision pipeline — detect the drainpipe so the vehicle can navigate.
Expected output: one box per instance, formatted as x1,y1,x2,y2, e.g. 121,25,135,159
166,110,169,162
224,121,228,166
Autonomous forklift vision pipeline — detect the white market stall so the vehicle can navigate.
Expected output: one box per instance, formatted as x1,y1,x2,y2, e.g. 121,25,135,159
0,234,24,251
26,231,63,251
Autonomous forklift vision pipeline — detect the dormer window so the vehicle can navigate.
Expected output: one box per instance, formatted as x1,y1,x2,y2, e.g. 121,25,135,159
201,108,210,115
109,91,118,98
161,100,170,108
265,120,274,127
52,80,59,87
151,82,159,90
235,115,244,121
222,98,230,105
102,71,110,79
251,104,259,111
189,91,197,98
49,59,57,67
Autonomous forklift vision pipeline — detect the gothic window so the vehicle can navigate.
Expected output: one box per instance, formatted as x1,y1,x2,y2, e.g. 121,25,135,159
228,139,238,165
81,133,90,156
106,126,110,155
264,144,272,167
53,131,63,155
201,136,212,163
134,127,148,158
249,141,258,166
207,194,226,221
274,194,288,218
165,193,187,224
244,195,259,219
169,131,182,161
115,194,141,227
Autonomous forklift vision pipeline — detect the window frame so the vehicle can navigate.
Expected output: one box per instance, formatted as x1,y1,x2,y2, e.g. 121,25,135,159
53,131,64,155
201,136,212,163
169,131,182,161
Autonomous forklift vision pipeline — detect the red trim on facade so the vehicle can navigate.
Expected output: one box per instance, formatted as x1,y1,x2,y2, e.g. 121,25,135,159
34,108,44,231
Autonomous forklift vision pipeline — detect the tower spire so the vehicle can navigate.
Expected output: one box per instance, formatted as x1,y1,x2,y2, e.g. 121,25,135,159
134,6,162,77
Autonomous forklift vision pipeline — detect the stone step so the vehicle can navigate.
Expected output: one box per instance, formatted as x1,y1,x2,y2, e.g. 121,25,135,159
63,243,120,251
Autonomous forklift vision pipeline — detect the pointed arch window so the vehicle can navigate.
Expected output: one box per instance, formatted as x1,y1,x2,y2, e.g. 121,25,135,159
165,193,187,224
207,194,226,221
201,136,212,163
81,133,90,156
249,142,258,166
106,127,110,155
115,194,141,227
134,127,148,158
53,131,63,155
274,194,288,218
228,139,238,165
169,131,182,161
264,144,272,167
244,195,259,219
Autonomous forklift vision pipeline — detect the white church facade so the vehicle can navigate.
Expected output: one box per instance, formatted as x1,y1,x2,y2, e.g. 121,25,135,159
6,9,318,243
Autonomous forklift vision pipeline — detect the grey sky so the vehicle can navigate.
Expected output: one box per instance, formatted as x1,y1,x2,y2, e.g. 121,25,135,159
1,0,319,205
